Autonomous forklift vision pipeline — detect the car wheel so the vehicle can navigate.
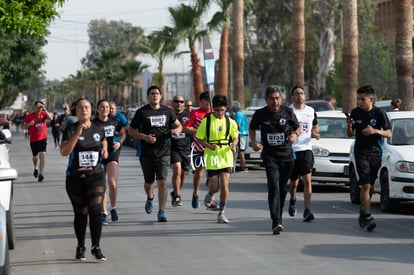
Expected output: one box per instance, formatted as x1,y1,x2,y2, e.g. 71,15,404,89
349,164,361,204
380,170,399,213
6,194,15,250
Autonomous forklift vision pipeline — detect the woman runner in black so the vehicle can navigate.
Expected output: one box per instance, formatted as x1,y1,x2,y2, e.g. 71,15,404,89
60,98,108,261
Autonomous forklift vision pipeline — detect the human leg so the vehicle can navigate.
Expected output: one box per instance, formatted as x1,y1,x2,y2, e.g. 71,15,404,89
263,156,282,227
171,162,181,206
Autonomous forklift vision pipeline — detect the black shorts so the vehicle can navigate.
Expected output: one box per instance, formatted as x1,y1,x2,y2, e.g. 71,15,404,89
355,152,381,185
66,173,106,197
170,149,190,171
290,150,314,180
207,167,232,177
102,150,119,165
30,139,47,156
140,156,169,183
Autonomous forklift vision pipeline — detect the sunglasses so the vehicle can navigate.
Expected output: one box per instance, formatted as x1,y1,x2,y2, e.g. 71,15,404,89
174,100,184,104
186,104,192,107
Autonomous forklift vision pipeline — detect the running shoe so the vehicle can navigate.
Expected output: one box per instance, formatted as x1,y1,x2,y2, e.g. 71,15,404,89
110,208,118,222
191,194,199,209
365,215,376,232
38,173,44,182
101,213,108,225
170,191,177,206
217,212,229,224
157,210,167,222
272,224,284,235
288,198,297,217
91,247,107,261
33,169,38,178
204,192,213,208
303,208,315,222
145,197,154,214
75,246,86,261
206,200,220,211
358,206,365,228
175,195,183,206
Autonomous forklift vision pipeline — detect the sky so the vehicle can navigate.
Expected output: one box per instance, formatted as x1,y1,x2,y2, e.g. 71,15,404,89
42,0,220,80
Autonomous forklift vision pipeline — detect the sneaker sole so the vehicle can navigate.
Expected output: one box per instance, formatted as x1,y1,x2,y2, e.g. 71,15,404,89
366,221,376,232
272,225,284,235
303,214,315,222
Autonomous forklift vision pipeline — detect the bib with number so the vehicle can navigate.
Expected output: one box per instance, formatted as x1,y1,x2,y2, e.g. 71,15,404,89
79,151,99,167
267,132,285,146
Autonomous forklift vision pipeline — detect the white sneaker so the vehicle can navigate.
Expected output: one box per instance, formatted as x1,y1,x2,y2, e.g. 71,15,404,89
217,212,229,224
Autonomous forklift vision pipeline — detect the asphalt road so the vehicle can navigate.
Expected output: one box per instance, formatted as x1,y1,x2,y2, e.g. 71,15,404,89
7,129,414,275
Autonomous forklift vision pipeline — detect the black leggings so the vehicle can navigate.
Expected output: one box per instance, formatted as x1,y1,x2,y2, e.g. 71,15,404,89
66,173,106,247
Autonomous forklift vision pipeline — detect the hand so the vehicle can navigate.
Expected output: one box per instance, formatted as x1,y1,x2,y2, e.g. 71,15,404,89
231,144,237,153
171,128,181,136
146,134,156,144
362,125,376,136
252,142,263,152
313,132,321,140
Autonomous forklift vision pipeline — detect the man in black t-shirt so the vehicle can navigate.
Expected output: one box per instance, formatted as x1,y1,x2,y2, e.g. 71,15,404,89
249,86,300,235
129,86,182,222
169,95,191,207
346,85,391,232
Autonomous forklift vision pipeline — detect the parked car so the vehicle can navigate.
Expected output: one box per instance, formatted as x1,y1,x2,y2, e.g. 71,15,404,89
349,111,414,212
311,111,354,184
243,110,263,165
306,100,334,112
0,130,18,275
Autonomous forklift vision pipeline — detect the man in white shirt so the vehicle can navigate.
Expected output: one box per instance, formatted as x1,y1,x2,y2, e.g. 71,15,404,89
288,86,320,222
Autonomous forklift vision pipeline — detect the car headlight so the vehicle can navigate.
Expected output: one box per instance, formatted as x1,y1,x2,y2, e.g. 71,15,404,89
312,145,329,157
395,161,414,173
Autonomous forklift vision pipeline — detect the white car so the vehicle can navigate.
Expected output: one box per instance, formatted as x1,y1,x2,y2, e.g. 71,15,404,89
0,129,18,275
311,111,354,184
349,111,414,212
244,110,263,165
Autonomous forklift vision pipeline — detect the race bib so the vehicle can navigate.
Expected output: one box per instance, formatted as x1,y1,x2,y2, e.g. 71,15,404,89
267,132,285,146
79,151,99,167
150,115,167,127
104,125,115,137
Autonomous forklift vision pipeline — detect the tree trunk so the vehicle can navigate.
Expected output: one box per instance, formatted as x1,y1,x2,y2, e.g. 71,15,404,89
190,39,204,106
395,0,413,111
215,17,229,96
292,0,305,88
232,0,244,108
342,0,358,113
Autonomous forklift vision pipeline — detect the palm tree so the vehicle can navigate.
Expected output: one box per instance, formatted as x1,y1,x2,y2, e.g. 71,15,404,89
94,48,122,101
147,26,180,99
232,0,244,107
292,0,305,88
168,1,209,105
395,0,413,111
342,0,358,113
209,0,232,96
120,60,149,108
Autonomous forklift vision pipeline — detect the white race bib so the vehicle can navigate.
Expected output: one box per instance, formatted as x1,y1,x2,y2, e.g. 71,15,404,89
79,151,99,167
267,132,285,146
150,115,167,127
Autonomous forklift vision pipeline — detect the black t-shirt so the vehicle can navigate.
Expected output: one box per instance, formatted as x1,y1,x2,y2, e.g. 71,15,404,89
92,117,121,151
249,105,300,159
62,121,106,174
171,109,190,152
350,106,391,154
129,104,178,158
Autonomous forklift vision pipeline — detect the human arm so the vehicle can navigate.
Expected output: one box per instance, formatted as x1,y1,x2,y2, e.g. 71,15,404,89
171,118,183,137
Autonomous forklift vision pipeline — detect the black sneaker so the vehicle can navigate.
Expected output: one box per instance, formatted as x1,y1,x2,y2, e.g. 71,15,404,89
358,206,365,228
110,208,118,222
91,247,107,261
76,246,86,261
38,173,44,182
365,215,376,232
303,208,315,222
34,169,38,178
101,213,109,225
288,198,297,217
272,224,284,235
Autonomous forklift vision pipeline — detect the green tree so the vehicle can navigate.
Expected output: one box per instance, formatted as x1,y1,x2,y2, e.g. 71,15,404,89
0,0,65,36
120,60,149,108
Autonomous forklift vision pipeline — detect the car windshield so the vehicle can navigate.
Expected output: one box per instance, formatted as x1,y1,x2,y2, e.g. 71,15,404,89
317,117,351,139
390,119,414,145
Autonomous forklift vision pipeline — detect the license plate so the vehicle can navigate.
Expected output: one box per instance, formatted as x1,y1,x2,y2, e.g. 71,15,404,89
250,152,261,159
